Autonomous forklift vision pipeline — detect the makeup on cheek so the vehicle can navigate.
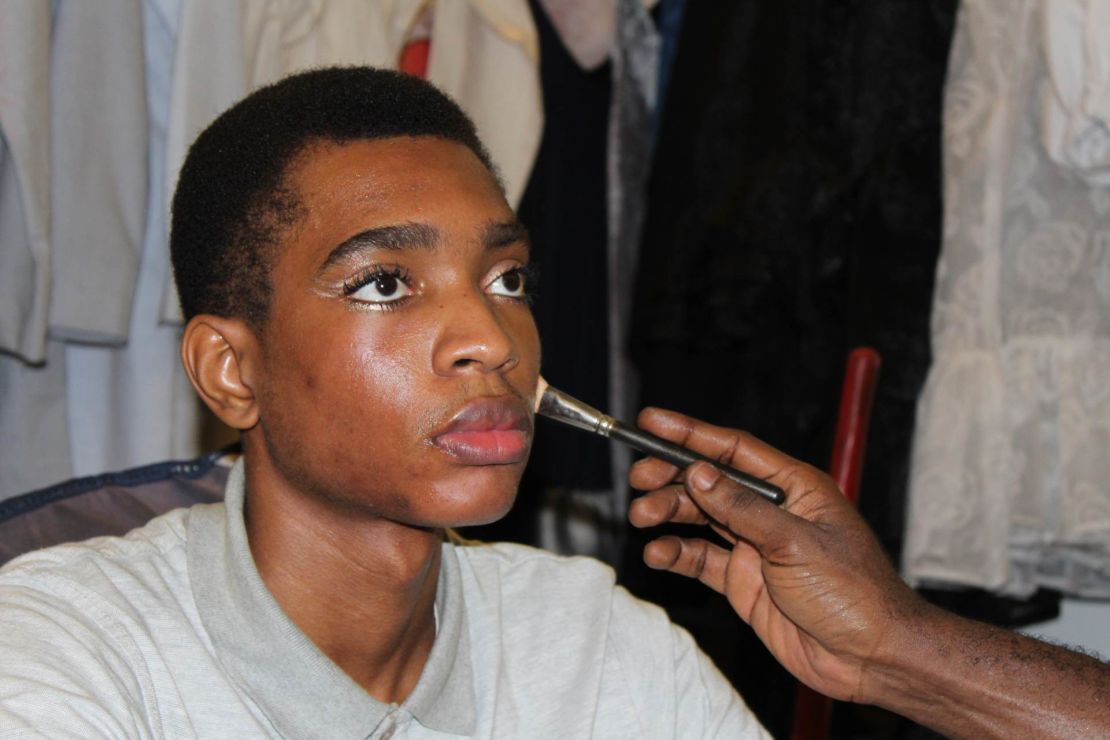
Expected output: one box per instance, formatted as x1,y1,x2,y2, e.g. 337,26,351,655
533,377,786,505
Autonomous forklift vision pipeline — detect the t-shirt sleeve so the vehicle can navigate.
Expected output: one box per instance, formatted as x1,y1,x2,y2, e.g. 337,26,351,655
0,581,155,739
606,584,772,739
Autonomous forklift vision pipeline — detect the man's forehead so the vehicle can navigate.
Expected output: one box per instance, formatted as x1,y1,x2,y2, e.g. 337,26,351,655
287,135,497,199
266,136,518,271
319,219,530,272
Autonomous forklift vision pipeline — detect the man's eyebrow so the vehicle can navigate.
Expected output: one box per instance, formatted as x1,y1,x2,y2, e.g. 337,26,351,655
482,220,531,251
320,222,440,270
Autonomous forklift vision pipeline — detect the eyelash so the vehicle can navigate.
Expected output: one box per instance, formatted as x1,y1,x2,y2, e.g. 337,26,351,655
342,265,411,307
340,263,539,307
494,263,539,304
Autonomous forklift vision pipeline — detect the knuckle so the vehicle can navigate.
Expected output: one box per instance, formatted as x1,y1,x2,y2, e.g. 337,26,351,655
808,467,837,490
660,488,684,520
715,432,743,466
778,463,837,501
778,537,809,563
683,540,709,578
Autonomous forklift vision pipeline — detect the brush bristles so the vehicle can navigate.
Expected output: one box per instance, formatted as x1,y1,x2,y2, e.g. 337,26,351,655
534,376,549,412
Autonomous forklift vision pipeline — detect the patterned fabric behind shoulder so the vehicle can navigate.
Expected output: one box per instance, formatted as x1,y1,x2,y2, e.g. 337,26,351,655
0,450,235,566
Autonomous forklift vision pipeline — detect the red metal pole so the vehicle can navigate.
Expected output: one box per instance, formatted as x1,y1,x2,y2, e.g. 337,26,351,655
790,347,881,740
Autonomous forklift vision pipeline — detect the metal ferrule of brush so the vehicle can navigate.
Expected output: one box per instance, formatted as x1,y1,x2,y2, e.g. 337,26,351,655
537,386,617,435
537,382,785,505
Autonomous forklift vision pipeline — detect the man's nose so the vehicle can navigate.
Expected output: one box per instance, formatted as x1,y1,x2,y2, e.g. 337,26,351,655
431,291,519,376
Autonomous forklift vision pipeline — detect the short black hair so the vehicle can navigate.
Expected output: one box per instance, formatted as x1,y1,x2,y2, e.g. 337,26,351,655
170,66,496,328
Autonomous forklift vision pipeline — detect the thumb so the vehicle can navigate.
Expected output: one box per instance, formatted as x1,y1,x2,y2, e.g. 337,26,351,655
684,462,810,553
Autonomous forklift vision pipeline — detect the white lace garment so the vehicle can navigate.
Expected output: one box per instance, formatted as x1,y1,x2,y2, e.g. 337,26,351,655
904,0,1110,597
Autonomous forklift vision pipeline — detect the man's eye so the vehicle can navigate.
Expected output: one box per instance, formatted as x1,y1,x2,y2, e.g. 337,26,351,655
488,268,528,298
347,269,414,304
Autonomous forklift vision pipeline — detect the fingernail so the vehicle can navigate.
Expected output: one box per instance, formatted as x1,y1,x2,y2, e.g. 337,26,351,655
691,464,721,491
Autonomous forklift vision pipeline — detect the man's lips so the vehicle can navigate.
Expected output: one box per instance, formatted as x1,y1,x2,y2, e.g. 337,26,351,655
431,397,531,465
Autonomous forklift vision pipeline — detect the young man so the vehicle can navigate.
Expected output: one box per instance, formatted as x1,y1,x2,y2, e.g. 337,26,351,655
1,67,1107,739
0,67,766,738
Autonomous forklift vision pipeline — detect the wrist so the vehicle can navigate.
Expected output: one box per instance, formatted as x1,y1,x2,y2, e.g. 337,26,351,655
857,601,1029,738
855,597,956,712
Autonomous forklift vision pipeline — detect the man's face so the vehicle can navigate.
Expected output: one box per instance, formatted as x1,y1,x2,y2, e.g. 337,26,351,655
249,136,540,528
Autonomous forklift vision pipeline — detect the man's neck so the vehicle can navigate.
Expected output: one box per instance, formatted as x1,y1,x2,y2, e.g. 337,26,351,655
242,459,441,705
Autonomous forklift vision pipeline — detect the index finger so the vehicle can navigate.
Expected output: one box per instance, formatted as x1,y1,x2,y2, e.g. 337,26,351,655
636,407,795,484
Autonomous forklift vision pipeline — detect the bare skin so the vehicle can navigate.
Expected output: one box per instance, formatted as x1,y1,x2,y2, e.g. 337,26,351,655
181,137,540,703
628,407,1110,739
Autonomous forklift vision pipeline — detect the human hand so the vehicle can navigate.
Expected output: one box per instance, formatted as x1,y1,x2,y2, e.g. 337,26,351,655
627,407,930,704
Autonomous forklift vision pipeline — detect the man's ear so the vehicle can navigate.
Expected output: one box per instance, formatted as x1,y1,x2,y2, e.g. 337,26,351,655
181,315,262,431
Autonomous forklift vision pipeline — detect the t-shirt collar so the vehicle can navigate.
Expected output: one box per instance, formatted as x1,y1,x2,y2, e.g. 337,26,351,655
187,459,476,738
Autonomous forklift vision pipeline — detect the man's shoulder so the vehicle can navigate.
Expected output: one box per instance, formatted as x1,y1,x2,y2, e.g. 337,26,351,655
0,504,232,737
0,503,212,604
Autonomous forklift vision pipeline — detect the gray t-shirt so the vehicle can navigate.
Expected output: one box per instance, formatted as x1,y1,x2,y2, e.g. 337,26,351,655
0,461,768,739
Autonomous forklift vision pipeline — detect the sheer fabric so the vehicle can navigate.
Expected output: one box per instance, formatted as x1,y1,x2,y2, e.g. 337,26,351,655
905,0,1110,598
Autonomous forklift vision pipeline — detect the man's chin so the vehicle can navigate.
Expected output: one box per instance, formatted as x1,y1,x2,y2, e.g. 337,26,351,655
423,474,521,529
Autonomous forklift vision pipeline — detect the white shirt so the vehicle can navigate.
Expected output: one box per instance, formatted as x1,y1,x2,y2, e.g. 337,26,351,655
0,460,768,739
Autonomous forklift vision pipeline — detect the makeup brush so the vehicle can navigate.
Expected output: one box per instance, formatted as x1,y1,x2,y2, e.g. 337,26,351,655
534,377,786,505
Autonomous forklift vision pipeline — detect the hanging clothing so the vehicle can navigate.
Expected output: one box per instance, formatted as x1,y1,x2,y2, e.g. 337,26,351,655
605,0,659,512
537,0,616,71
0,341,72,499
0,2,52,364
63,0,206,484
1,0,153,499
623,2,956,734
1040,0,1110,188
629,0,954,565
1,0,194,500
905,0,1110,598
49,0,148,345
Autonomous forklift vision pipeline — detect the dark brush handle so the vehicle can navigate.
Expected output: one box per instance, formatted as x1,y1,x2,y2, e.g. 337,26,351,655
608,420,786,505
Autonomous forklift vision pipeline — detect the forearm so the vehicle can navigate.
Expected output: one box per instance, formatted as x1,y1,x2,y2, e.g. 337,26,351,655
863,603,1110,738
